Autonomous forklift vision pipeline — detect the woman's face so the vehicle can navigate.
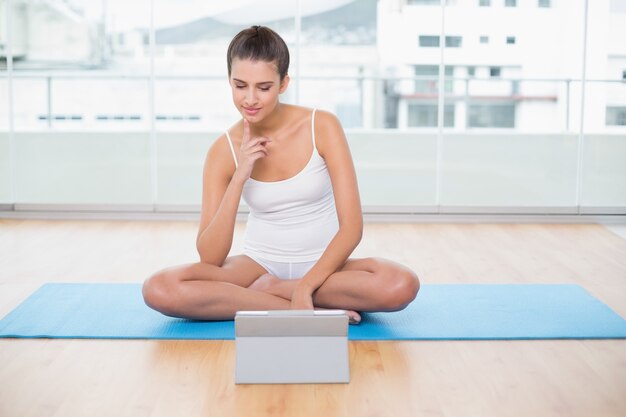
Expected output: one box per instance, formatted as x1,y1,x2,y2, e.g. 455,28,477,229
229,58,289,123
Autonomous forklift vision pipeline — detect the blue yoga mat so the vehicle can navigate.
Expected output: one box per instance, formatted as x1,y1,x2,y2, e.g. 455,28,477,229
1,283,625,340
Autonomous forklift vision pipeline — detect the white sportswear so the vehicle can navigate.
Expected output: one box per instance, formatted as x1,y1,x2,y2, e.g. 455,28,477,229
224,109,339,265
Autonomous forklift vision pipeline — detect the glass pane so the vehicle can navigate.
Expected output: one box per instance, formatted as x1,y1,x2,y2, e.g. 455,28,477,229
439,0,585,207
606,106,626,126
0,78,8,130
440,133,578,207
299,0,377,126
580,1,626,207
419,36,440,47
515,80,569,132
51,78,150,131
299,79,362,128
349,132,437,207
581,133,626,207
12,78,48,130
0,133,9,203
155,78,238,132
15,132,152,204
156,132,213,206
0,76,9,202
299,0,376,46
407,103,454,127
468,103,515,128
11,0,152,205
445,36,462,48
11,1,106,69
153,1,296,126
296,0,436,209
4,0,618,213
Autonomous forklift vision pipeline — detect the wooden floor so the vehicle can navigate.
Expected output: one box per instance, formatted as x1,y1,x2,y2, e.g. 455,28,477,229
1,219,625,417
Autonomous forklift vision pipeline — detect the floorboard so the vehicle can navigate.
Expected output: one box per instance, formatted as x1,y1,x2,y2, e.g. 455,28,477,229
1,220,625,417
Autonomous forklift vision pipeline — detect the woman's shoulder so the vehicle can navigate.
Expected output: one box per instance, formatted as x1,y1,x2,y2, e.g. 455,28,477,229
205,131,236,172
312,108,341,128
310,109,347,158
310,108,343,138
209,131,231,152
286,104,338,121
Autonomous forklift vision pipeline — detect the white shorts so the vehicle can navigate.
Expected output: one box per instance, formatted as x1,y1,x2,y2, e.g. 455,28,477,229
248,255,317,280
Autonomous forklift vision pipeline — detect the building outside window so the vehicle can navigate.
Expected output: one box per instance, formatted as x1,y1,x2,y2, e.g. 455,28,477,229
408,103,455,127
419,35,440,47
606,107,626,126
415,65,454,94
1,0,625,211
468,103,516,128
445,36,462,48
419,35,463,48
407,0,440,4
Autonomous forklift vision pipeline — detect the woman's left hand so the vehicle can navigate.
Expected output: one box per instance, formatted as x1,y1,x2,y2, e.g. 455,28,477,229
290,283,315,310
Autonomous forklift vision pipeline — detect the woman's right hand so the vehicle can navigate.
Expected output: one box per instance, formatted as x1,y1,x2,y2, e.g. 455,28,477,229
233,119,271,182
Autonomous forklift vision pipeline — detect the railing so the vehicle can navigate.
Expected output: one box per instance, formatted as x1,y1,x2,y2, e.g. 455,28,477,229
1,72,624,131
0,73,624,216
0,130,624,215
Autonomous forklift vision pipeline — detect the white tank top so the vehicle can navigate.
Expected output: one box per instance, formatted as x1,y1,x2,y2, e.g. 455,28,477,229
224,109,339,262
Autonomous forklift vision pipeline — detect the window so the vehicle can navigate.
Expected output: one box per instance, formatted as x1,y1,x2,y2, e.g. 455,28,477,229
506,36,516,44
414,65,455,93
336,103,362,129
469,103,516,128
480,36,489,44
606,107,626,126
419,36,463,48
467,66,476,77
505,0,517,6
408,103,455,127
408,0,457,4
445,36,462,48
419,35,440,47
538,0,551,7
622,70,626,80
407,0,441,4
490,67,501,77
479,0,491,6
415,66,439,93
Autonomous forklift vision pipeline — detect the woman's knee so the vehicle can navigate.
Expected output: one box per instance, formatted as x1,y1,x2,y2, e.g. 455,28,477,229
142,267,186,317
373,259,420,311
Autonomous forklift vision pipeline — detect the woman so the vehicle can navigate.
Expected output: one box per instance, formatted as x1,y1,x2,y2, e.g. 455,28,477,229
142,26,419,324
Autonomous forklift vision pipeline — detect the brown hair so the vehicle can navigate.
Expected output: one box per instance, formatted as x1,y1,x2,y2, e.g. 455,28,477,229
227,26,290,80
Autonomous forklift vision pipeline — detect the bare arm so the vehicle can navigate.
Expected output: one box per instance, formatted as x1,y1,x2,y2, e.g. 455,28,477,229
291,111,363,308
196,120,271,265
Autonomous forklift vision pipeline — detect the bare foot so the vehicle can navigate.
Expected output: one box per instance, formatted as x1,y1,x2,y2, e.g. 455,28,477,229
248,273,283,296
346,310,362,325
249,273,361,324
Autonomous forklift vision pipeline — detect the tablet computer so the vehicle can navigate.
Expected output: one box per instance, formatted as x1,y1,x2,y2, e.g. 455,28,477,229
235,310,350,384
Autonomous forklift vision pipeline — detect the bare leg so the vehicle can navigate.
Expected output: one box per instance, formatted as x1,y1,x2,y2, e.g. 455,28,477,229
250,273,364,323
142,255,292,320
249,257,420,313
